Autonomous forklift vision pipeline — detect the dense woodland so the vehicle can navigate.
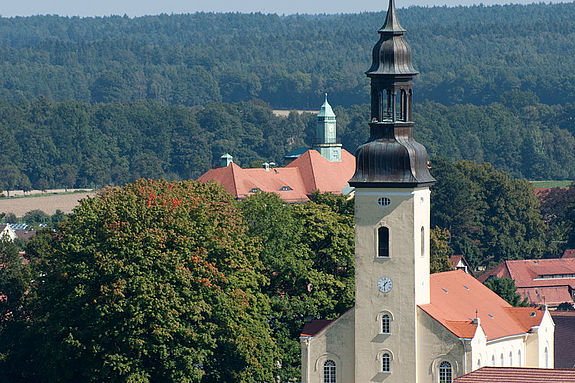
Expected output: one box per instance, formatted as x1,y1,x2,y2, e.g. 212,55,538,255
1,3,575,188
1,3,575,381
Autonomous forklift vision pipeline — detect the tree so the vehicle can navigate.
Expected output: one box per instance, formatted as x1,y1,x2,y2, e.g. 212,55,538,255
240,192,354,382
430,227,455,274
5,179,277,382
484,276,529,307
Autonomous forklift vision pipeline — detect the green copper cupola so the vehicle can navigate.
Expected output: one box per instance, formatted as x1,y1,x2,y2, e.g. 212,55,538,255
349,0,435,187
313,93,342,162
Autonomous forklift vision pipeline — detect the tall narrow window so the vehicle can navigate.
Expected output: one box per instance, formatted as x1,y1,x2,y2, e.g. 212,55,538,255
491,355,495,366
382,353,391,372
385,90,393,121
509,351,513,366
381,314,390,334
395,90,403,121
518,350,522,367
545,347,549,368
378,227,389,257
421,226,425,257
439,361,452,383
323,360,336,383
500,353,504,366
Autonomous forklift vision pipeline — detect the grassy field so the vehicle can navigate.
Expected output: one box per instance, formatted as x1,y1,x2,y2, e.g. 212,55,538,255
530,180,573,188
0,191,95,217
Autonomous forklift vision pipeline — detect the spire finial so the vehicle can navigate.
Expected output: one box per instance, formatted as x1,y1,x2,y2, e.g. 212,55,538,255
324,92,328,103
380,0,405,33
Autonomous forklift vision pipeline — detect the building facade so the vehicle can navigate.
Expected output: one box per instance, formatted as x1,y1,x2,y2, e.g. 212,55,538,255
300,1,554,382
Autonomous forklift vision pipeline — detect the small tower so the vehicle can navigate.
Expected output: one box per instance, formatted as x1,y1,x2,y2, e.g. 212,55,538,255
219,153,233,168
313,93,342,162
349,0,435,381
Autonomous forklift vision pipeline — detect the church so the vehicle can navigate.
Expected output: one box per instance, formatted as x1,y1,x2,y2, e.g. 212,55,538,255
299,1,554,382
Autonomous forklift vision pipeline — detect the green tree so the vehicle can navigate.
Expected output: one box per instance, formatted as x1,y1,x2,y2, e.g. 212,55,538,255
430,227,455,274
240,192,354,382
484,276,529,307
7,179,277,383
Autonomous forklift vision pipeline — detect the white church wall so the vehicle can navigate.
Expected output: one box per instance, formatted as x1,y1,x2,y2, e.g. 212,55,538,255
417,309,465,382
300,309,355,383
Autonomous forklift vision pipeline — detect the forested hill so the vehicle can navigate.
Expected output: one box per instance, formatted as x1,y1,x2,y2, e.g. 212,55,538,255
1,3,575,108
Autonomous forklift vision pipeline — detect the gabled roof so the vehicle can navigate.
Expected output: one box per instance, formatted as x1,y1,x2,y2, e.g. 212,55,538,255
419,270,544,341
563,249,575,258
301,320,334,337
285,149,355,195
478,258,575,306
198,149,355,202
479,258,575,288
454,367,575,382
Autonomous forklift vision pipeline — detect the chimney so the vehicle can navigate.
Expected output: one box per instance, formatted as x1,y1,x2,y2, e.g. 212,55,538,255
263,162,270,171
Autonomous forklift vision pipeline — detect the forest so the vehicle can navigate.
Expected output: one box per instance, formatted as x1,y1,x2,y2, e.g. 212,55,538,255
0,3,575,187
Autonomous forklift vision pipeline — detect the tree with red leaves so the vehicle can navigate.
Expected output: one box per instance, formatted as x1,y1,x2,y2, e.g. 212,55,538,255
6,179,277,383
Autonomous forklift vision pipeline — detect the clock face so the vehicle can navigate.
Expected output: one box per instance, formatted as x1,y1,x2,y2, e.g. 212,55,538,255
377,277,393,293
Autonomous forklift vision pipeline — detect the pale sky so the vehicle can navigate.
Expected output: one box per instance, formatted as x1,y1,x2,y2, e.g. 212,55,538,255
0,0,571,17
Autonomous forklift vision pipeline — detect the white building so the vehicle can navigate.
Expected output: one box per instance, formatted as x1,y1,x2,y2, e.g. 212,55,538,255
300,1,554,382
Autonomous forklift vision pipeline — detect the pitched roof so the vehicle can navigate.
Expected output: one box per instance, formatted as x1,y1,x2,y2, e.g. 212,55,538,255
480,258,575,286
419,270,544,341
563,249,575,259
285,149,355,194
198,149,356,202
551,311,575,369
479,258,575,306
300,320,334,337
454,367,575,382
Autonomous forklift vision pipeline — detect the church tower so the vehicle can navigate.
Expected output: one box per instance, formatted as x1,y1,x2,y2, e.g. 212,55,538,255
313,93,342,162
348,0,435,381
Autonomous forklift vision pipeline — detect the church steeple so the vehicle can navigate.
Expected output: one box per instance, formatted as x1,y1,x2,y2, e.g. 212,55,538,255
313,93,342,162
349,0,435,187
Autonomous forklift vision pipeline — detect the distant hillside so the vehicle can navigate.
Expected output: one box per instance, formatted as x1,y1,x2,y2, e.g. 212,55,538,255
0,3,574,108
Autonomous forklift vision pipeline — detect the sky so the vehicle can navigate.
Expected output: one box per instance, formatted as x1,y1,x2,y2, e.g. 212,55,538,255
1,0,571,17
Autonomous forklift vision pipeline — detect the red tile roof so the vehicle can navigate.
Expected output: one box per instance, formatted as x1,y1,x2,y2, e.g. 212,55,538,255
563,249,575,259
454,366,575,382
420,270,544,341
478,258,575,306
198,149,356,202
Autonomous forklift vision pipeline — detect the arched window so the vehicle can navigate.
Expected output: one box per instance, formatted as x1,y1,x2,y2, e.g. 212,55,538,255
500,353,504,366
509,351,513,366
518,350,522,367
545,347,549,368
421,226,425,257
477,359,481,368
439,361,452,383
382,353,391,372
381,314,390,334
378,227,389,257
491,355,495,366
323,360,336,383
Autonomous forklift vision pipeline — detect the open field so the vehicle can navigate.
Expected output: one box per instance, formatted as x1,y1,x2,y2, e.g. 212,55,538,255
530,180,573,188
0,191,95,217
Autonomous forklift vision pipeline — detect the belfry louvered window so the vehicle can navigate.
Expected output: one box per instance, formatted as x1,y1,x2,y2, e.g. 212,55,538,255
378,227,389,257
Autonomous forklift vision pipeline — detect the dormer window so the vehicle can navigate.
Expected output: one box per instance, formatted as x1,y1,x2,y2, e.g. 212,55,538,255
249,188,261,193
279,186,293,191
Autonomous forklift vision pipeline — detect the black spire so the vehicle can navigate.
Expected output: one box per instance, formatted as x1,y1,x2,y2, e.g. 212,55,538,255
349,0,435,188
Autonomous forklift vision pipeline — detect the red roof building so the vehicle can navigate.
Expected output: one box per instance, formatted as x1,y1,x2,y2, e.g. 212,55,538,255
454,366,575,382
421,270,544,341
197,149,356,202
478,259,575,307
